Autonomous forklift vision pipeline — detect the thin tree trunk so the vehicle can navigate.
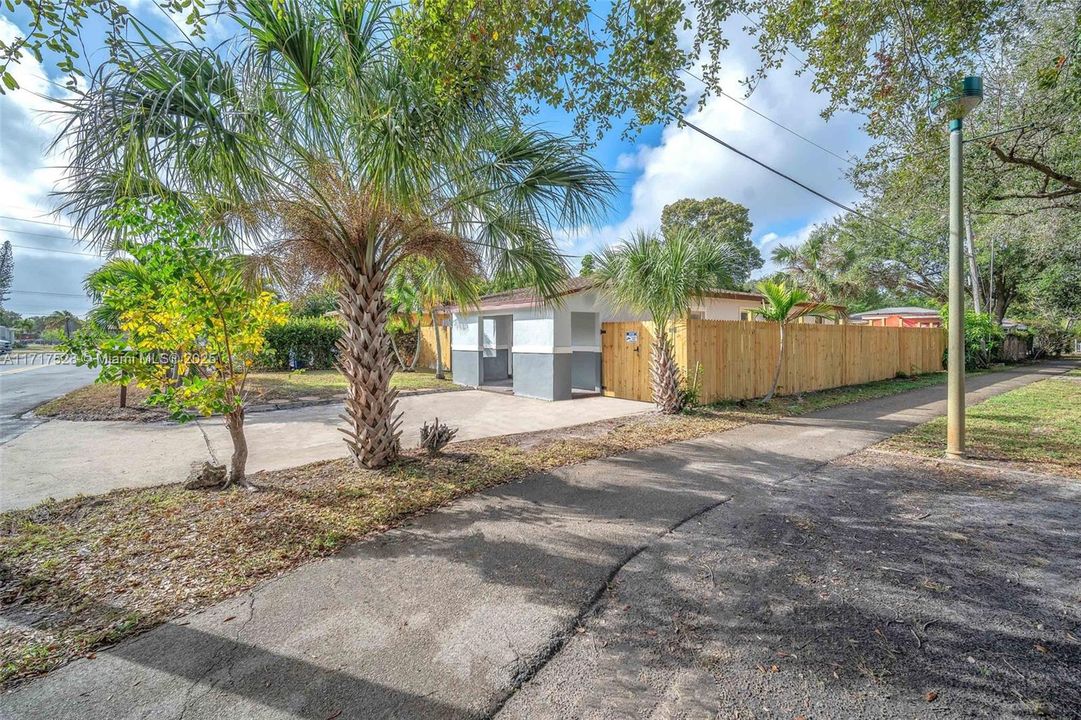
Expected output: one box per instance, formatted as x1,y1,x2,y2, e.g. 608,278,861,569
389,333,407,369
649,324,683,414
432,308,445,379
964,211,983,313
224,407,252,489
763,322,785,402
408,325,421,371
336,263,402,469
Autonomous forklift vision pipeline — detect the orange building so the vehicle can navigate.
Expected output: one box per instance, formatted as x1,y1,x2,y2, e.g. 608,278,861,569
849,307,942,328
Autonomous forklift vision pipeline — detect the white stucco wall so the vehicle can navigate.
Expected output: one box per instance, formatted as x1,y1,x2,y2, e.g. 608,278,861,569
570,311,599,349
451,313,481,350
511,307,557,353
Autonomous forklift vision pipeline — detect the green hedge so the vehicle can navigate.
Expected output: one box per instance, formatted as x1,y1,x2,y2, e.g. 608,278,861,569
261,317,341,370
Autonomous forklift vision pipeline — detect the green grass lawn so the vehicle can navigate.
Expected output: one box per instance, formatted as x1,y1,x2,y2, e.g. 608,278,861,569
35,369,459,421
880,375,1081,477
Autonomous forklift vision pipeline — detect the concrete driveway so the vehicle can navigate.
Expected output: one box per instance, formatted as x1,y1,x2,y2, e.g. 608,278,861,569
0,390,652,511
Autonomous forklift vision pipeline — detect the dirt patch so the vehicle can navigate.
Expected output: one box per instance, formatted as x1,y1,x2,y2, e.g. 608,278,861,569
498,452,1081,719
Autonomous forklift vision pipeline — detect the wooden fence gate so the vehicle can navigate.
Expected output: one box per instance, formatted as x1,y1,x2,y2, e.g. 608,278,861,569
601,321,656,402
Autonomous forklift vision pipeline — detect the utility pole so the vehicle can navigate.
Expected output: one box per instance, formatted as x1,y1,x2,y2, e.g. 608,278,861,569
933,76,983,459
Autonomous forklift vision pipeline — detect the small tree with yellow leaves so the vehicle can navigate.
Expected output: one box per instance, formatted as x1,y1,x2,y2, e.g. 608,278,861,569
67,204,287,488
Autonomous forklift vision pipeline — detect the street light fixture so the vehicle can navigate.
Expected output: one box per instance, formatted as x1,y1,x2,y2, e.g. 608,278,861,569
933,75,983,458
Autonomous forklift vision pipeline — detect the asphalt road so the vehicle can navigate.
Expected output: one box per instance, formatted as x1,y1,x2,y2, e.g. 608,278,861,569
0,357,97,444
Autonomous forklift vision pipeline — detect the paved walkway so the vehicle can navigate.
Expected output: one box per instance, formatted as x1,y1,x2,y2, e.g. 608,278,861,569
0,361,1073,719
0,391,652,511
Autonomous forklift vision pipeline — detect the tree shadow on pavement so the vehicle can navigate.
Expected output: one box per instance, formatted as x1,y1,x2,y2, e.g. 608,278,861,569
498,454,1081,718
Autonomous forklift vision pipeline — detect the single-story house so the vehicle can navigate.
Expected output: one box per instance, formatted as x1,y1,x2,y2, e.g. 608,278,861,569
449,277,843,401
849,306,942,328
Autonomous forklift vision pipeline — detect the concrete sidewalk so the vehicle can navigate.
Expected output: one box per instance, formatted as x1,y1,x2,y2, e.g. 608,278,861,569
0,361,1072,719
0,390,651,511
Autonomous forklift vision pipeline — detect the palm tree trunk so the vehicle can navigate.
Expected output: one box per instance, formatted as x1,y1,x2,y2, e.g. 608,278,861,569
336,264,402,469
763,322,785,402
649,325,683,414
223,407,250,488
432,308,445,380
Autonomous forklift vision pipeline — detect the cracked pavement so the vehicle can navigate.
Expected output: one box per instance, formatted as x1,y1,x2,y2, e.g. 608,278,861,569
0,361,1074,719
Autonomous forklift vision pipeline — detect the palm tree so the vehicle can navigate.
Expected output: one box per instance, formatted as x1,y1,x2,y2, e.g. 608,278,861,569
42,310,82,335
771,226,858,303
594,228,733,414
55,0,614,468
753,280,836,402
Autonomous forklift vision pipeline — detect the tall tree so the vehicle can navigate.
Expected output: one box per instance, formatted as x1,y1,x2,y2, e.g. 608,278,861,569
594,227,734,414
56,0,614,469
578,253,595,276
0,240,12,307
661,197,760,285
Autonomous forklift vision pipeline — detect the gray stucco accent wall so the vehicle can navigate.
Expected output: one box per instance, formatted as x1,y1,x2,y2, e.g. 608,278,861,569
571,351,601,392
452,350,482,387
481,349,510,381
512,352,571,401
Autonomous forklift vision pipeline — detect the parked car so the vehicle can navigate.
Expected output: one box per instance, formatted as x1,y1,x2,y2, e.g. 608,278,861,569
0,326,14,353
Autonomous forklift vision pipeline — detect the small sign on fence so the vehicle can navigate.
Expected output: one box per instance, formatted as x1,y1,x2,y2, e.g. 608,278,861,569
625,331,638,343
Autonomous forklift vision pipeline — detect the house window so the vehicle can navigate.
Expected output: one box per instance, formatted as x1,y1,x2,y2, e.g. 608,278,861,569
740,308,759,322
689,310,705,320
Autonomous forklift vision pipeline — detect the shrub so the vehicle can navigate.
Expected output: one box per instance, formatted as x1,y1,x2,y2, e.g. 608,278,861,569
290,289,338,318
677,362,703,411
1030,321,1076,358
420,418,458,456
262,317,341,370
942,310,1004,370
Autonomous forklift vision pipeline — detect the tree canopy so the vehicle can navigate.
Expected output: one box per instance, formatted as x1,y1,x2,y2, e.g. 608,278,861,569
660,197,760,286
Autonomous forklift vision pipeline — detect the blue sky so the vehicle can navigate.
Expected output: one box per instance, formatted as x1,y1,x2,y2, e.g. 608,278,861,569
0,6,870,317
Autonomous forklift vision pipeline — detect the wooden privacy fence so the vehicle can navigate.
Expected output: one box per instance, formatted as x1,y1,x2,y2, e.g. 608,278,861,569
417,324,452,371
601,319,945,403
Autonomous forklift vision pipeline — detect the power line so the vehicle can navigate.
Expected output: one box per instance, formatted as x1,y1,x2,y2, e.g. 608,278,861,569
6,242,104,258
887,123,1040,161
0,213,73,229
9,289,88,298
679,66,855,167
570,24,919,244
2,226,88,243
737,11,808,70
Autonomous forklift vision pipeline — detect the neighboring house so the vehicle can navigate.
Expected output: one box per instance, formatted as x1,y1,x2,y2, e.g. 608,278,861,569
849,307,942,328
448,277,844,401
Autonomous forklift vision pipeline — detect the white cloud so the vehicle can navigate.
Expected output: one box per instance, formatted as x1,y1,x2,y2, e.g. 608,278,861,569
0,17,102,317
564,25,868,276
